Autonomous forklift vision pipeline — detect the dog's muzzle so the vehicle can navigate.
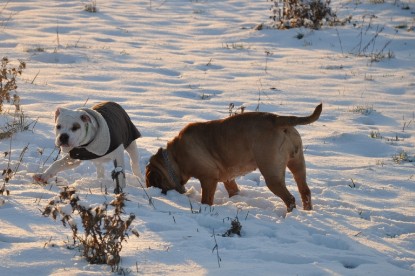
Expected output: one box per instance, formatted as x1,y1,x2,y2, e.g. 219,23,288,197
58,133,70,146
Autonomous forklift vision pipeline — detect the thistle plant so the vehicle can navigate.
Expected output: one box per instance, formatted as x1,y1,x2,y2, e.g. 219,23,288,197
43,187,138,272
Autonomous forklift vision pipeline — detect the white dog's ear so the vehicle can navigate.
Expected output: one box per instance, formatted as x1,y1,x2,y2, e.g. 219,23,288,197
54,108,61,122
80,112,98,128
80,113,91,123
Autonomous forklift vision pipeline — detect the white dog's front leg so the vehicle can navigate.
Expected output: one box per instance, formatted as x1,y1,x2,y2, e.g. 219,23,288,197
112,146,126,191
94,161,105,179
126,141,143,181
33,155,82,183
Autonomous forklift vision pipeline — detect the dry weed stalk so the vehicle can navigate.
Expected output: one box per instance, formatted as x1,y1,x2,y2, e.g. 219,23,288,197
0,57,25,112
0,110,38,140
0,1,15,31
1,141,29,195
228,103,245,116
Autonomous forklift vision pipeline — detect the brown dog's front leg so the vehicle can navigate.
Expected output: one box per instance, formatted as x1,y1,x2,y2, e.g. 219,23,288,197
200,179,218,205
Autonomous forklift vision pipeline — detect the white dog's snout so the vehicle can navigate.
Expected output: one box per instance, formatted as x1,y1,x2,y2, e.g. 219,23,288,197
58,133,69,145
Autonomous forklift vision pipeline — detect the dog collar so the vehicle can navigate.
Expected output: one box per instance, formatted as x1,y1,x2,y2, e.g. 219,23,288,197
83,122,90,143
79,123,93,148
161,149,181,188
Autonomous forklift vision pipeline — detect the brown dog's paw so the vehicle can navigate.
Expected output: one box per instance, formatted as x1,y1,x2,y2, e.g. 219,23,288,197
303,202,313,211
228,190,239,198
302,195,313,211
287,203,296,212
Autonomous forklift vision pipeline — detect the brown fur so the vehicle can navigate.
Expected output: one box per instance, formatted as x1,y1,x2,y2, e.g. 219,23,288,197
146,103,322,212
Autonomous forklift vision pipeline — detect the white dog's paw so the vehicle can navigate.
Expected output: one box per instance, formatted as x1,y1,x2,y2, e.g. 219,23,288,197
32,173,50,184
134,172,145,184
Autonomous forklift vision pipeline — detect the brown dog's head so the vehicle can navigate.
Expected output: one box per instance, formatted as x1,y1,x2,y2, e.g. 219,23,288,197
146,148,186,194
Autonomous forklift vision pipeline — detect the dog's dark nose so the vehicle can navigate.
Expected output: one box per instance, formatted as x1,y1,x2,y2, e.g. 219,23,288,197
59,133,69,145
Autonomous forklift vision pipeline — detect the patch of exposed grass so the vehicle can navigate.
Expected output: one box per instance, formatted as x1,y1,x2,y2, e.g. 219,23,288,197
269,0,351,30
84,0,97,13
349,104,374,115
392,150,414,164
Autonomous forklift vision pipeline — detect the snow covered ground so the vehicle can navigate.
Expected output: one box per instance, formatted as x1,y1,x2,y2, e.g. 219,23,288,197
0,0,414,275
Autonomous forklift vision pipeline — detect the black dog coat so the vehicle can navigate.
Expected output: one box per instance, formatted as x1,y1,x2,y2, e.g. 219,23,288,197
69,102,141,160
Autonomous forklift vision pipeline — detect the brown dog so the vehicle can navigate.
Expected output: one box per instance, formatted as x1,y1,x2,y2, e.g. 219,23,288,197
146,103,322,212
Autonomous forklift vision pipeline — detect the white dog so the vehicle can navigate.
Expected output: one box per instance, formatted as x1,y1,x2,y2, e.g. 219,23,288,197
33,101,143,192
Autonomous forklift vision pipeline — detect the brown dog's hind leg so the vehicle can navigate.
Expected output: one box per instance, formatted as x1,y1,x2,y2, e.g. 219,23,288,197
200,179,218,205
265,176,296,212
224,179,240,198
288,154,312,211
260,166,296,212
256,154,296,212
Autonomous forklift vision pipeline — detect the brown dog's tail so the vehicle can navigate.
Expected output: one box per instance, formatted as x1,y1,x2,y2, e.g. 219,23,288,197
276,103,322,127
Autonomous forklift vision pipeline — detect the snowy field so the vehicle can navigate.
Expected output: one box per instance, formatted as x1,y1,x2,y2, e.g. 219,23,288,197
0,0,414,275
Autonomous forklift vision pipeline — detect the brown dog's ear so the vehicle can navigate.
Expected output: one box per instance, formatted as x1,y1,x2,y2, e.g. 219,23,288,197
146,164,167,194
156,147,163,155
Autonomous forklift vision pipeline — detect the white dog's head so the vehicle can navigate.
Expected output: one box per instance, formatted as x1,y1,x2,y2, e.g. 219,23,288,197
54,107,97,153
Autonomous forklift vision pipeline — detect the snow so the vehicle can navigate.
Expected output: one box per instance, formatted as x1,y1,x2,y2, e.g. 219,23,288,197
1,0,414,275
